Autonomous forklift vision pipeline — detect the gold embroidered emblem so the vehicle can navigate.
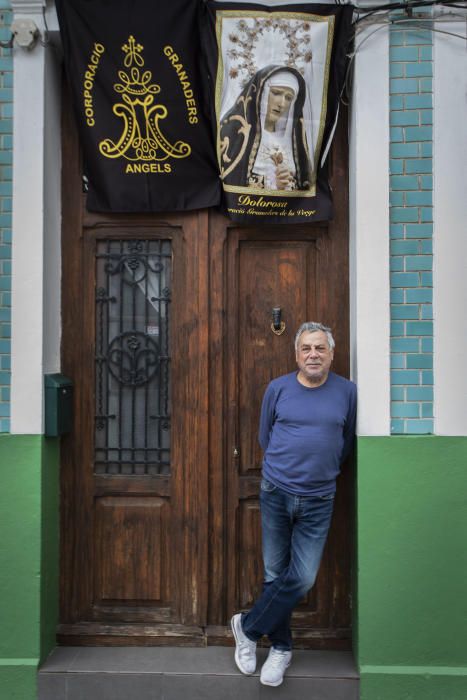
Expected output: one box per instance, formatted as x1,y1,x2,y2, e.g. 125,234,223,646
99,36,191,163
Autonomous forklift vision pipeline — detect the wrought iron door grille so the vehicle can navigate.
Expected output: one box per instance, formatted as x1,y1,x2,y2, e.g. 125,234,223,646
94,239,171,475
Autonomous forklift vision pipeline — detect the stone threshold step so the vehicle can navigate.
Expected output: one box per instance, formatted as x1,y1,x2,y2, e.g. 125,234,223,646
38,647,359,700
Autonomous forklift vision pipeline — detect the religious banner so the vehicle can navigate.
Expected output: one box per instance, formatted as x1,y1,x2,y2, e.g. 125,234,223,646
56,0,220,212
201,2,354,223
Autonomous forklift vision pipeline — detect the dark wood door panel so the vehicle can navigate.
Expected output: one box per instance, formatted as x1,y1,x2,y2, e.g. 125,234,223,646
93,496,172,620
237,500,262,610
225,229,338,631
60,209,210,641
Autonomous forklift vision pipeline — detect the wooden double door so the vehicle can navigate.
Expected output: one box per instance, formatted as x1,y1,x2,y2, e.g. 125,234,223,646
59,108,351,648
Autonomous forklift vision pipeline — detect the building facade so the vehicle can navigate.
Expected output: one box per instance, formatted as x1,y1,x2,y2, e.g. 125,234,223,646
0,1,466,698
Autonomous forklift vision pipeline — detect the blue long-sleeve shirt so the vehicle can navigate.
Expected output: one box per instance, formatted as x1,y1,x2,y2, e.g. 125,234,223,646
259,371,357,496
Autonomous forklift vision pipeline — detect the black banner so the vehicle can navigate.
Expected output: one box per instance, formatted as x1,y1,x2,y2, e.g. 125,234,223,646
201,2,353,224
56,0,220,212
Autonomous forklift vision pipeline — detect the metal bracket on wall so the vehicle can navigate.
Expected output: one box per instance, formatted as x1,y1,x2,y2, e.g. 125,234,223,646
11,18,39,49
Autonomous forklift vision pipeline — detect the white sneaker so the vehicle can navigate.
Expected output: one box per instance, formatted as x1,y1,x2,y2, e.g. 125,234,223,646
231,613,257,675
260,647,292,687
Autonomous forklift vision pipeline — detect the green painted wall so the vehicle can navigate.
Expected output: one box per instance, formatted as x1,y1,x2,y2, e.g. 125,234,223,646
0,435,59,700
2,433,466,699
356,436,467,700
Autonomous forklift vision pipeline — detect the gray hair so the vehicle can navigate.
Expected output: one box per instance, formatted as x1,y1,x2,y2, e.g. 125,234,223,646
294,322,335,352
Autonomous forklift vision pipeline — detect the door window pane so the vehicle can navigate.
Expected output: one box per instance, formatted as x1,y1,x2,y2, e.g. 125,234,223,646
95,239,171,475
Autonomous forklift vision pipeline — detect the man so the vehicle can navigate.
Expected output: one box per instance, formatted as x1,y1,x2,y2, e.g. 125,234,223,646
231,321,357,687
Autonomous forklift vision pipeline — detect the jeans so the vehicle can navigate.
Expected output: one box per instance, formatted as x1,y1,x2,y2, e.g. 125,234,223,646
241,478,335,651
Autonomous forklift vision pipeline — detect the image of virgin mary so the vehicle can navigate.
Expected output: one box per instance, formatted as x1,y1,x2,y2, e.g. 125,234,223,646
219,65,312,191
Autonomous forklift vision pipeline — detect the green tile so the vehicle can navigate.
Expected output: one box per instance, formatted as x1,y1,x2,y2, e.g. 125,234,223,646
390,159,404,175
403,30,433,44
0,371,11,385
391,207,419,223
390,224,405,239
391,402,420,418
421,110,433,124
390,78,419,94
391,337,420,352
390,175,419,190
407,386,433,401
420,78,433,92
389,30,405,46
0,275,11,290
390,110,420,126
391,289,404,304
391,304,420,320
0,403,11,417
391,272,420,288
0,355,10,370
420,175,433,190
391,419,406,433
405,288,432,303
421,402,433,418
391,386,405,400
0,118,12,134
421,207,433,222
391,354,406,369
420,272,433,285
406,62,432,78
390,257,404,272
390,46,419,61
421,338,433,352
421,304,433,319
421,143,433,157
390,142,420,158
390,63,404,78
405,126,432,142
390,240,419,255
405,191,432,206
390,96,404,110
391,321,405,336
405,94,432,109
422,370,434,385
391,370,421,385
405,158,432,174
406,321,433,335
406,354,433,369
405,419,433,434
390,126,404,142
405,255,432,271
390,191,404,206
406,224,432,238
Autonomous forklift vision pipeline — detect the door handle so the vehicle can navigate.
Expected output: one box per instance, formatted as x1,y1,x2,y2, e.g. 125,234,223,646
271,307,286,336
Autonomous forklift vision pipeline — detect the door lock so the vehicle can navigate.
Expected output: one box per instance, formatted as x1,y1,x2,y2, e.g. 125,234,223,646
271,307,286,336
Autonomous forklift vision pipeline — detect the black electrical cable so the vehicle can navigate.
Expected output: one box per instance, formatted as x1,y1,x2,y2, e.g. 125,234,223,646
354,0,466,24
342,1,466,106
355,0,461,10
